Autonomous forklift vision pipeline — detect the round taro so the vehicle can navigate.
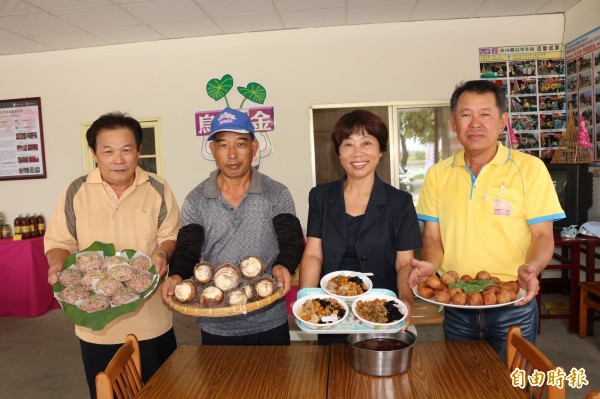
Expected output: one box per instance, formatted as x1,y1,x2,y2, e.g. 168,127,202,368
79,294,110,312
59,286,90,305
128,256,151,271
101,256,128,271
110,286,140,306
95,277,123,296
58,268,83,287
127,272,154,292
81,270,106,290
107,265,136,282
75,252,103,272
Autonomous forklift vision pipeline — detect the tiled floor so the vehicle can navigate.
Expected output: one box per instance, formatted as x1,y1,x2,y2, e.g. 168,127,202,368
0,296,598,399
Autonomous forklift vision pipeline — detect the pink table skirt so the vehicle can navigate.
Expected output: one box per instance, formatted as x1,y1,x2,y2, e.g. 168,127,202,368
0,236,59,317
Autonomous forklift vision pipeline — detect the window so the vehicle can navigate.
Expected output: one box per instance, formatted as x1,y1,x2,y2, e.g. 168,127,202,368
396,106,460,205
310,102,458,205
80,118,163,175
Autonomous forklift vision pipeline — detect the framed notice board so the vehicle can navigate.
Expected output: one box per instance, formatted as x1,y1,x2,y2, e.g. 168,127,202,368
0,97,47,180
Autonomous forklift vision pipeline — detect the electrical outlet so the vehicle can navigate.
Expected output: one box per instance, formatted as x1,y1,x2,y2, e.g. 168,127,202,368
593,168,600,178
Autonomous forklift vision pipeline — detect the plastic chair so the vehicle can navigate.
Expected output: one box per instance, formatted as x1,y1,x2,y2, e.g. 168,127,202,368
95,334,143,399
506,326,566,399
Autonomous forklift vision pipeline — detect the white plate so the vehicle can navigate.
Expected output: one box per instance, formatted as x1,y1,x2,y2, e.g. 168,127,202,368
412,286,526,309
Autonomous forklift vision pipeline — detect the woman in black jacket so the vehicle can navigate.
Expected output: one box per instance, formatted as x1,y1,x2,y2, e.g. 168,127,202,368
299,110,422,343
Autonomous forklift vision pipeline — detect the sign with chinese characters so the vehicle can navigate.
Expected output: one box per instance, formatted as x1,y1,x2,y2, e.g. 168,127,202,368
0,97,46,180
195,106,275,168
195,107,275,136
565,25,600,163
479,44,566,160
510,366,589,391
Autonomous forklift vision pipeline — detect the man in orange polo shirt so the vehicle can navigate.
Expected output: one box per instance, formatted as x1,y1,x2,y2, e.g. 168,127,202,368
45,112,180,398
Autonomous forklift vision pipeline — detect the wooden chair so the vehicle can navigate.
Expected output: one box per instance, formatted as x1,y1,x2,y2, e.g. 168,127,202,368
585,390,600,399
506,326,565,399
96,334,143,399
579,281,600,338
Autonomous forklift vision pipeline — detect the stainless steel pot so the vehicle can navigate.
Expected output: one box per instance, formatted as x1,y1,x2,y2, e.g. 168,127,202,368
347,330,417,376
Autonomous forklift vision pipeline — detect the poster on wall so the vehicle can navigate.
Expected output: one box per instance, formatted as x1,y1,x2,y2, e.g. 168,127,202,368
194,74,276,169
565,26,600,163
0,97,46,180
479,44,565,160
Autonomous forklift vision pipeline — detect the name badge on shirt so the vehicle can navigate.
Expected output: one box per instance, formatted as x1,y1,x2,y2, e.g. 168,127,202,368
493,199,512,216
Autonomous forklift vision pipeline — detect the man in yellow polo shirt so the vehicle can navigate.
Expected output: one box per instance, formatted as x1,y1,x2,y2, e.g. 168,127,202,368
412,80,564,360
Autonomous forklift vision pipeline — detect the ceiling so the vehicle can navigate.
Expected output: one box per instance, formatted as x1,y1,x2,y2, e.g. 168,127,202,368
0,0,583,56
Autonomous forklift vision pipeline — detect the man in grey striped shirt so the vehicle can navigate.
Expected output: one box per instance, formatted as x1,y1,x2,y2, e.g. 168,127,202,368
161,108,304,345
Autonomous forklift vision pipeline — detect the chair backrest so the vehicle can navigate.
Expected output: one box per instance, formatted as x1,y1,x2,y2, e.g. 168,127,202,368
505,326,566,399
96,334,143,399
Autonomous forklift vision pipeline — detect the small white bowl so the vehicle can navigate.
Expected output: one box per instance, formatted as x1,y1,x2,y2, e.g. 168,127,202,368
320,271,373,303
352,294,407,330
292,294,349,330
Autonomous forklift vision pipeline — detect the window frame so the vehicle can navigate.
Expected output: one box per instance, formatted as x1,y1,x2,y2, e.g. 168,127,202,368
80,117,163,175
309,100,450,189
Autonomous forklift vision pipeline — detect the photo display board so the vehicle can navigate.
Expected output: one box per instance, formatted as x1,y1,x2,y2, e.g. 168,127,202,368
0,97,46,180
479,44,566,160
565,26,600,163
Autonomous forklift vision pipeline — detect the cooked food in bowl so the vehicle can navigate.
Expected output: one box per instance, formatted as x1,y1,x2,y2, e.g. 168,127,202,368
293,294,349,330
326,275,368,296
299,297,346,324
352,294,407,329
354,298,404,324
320,271,373,301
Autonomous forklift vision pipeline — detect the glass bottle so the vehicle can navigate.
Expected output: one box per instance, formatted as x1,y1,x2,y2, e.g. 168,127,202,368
14,214,23,236
37,213,46,237
29,213,39,238
21,213,31,239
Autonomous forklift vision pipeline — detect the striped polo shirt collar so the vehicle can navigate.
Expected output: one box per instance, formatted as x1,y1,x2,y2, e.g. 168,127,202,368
451,142,511,168
204,166,264,199
86,166,149,185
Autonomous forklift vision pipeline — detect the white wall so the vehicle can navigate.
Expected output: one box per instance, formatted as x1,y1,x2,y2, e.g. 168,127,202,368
564,0,600,43
0,14,565,232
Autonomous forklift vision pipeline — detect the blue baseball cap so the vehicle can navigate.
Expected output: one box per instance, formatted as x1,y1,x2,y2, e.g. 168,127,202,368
208,107,255,141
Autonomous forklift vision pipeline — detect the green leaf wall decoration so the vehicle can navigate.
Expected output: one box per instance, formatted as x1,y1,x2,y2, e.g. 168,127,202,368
237,82,267,107
206,74,234,105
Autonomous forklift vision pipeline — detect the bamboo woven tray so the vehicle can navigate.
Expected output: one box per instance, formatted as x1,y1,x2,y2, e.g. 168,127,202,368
168,288,284,317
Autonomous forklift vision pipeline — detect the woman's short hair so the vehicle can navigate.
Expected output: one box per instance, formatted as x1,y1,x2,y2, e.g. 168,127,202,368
331,110,388,155
86,112,143,152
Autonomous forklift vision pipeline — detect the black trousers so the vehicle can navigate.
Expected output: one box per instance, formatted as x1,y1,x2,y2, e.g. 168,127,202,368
79,328,177,399
200,321,291,345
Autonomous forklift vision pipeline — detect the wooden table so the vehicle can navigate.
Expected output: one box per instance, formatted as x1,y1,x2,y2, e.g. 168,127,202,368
135,345,329,399
136,341,527,399
328,341,527,399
